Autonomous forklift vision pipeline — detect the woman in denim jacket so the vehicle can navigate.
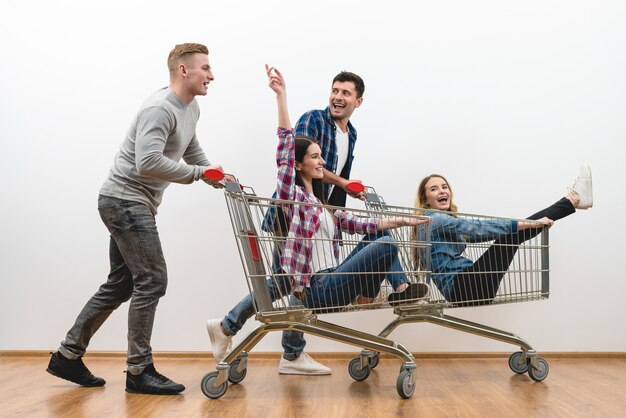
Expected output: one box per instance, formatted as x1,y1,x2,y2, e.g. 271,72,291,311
415,171,592,304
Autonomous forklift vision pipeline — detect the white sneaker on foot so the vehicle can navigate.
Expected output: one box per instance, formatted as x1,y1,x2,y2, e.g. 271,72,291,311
278,353,331,375
206,319,232,362
569,163,593,209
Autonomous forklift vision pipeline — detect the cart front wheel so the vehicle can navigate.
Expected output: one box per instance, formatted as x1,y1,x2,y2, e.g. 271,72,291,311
397,370,416,399
201,371,228,399
508,351,529,374
348,357,371,381
228,359,247,384
528,357,549,382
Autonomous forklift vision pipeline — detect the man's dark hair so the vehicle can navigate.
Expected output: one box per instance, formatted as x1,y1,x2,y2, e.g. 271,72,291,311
333,71,365,98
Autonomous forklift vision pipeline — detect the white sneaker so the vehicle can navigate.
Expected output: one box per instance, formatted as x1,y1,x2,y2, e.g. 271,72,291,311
568,163,593,209
206,319,232,362
278,353,331,375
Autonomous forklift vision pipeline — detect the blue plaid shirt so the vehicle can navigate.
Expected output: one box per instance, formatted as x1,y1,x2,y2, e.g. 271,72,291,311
263,107,358,232
295,107,357,206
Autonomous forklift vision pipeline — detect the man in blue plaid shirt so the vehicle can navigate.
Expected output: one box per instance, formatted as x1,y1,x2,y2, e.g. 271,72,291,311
294,73,363,208
208,71,367,375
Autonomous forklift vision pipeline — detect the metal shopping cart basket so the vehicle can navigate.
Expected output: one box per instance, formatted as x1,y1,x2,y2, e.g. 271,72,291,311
360,185,551,382
200,179,432,399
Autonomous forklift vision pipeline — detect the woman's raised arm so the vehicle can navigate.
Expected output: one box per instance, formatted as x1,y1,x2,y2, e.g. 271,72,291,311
266,64,291,130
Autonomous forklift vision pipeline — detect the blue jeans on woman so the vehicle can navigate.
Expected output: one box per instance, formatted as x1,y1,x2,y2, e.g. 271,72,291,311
58,196,167,374
305,235,401,309
364,231,408,290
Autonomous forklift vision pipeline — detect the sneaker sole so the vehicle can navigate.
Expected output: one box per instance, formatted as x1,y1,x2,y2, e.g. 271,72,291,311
206,320,229,361
278,369,332,375
206,320,218,345
125,387,184,395
46,367,105,387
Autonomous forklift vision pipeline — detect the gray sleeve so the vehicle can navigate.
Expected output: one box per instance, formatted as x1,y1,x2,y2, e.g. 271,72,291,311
134,106,203,184
183,133,211,166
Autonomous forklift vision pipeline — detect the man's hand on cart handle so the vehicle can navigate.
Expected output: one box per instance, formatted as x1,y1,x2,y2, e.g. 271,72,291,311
343,179,366,201
202,166,236,189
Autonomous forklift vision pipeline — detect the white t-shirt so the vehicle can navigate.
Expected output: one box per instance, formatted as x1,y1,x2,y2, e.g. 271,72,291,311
329,123,350,197
311,209,338,273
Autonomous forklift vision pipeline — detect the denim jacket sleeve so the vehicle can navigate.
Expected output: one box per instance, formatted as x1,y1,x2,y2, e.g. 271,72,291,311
429,212,517,242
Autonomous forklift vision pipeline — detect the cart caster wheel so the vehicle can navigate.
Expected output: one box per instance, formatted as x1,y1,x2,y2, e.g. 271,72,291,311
348,357,371,381
397,370,416,399
528,357,549,382
508,351,529,374
201,371,228,399
228,359,247,384
369,353,380,369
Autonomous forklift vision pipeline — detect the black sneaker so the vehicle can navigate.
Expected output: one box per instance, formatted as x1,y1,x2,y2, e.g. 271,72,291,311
46,351,106,387
388,283,430,306
125,363,185,395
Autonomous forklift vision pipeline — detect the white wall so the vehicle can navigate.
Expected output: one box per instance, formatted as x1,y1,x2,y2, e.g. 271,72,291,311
1,0,624,354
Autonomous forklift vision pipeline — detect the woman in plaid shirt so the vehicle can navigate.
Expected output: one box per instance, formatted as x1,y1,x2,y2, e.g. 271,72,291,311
267,65,428,309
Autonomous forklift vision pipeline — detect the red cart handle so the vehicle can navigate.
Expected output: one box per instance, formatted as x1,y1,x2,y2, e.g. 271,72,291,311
346,181,365,194
204,167,246,191
204,167,225,181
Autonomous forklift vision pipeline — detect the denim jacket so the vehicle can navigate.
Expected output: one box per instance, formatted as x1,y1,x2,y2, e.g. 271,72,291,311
419,211,518,298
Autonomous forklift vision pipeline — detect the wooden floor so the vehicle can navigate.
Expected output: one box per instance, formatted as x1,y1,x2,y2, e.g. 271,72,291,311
2,353,626,417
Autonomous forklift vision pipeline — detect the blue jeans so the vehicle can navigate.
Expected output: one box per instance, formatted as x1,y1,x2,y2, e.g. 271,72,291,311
59,196,167,374
361,232,408,290
305,235,400,308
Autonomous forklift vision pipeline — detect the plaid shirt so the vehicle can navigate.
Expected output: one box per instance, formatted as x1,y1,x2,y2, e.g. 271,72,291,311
276,128,378,291
262,107,357,232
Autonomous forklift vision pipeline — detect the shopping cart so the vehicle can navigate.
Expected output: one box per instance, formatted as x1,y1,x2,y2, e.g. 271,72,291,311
358,185,551,382
200,176,432,399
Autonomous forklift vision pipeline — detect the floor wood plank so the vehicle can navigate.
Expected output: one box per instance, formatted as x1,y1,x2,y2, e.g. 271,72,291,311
2,354,625,417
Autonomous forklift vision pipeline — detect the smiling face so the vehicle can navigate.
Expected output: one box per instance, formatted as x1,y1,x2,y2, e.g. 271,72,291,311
183,53,214,97
296,142,325,183
423,176,452,211
328,81,362,125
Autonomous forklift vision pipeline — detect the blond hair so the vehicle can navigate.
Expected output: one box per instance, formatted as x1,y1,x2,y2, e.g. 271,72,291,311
167,43,209,74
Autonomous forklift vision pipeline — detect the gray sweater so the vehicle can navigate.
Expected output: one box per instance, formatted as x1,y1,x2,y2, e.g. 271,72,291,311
100,87,211,214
